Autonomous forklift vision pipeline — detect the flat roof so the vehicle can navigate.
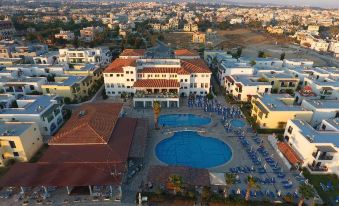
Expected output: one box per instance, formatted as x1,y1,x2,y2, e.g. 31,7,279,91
45,76,85,86
259,94,306,111
233,75,271,86
303,100,339,109
0,95,57,115
0,123,32,136
291,120,339,147
263,73,296,79
307,77,339,87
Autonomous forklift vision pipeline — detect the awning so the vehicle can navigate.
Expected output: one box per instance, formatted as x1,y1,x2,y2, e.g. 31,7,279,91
277,142,303,165
209,172,226,186
133,79,180,88
0,163,123,187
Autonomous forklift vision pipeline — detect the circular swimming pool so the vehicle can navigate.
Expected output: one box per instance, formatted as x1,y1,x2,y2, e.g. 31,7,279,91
158,114,211,127
155,131,232,168
230,119,246,128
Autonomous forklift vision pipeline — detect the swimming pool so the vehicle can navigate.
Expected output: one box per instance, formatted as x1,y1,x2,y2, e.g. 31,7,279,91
155,131,232,168
230,119,246,128
158,114,211,127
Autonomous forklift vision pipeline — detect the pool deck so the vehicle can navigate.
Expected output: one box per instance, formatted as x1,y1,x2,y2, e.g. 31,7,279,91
122,100,303,202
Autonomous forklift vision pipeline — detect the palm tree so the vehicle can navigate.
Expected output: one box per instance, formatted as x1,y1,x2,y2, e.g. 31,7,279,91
245,176,260,201
224,173,236,198
298,183,315,206
168,175,183,195
153,100,161,129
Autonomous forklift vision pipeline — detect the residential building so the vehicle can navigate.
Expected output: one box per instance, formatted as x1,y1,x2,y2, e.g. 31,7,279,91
283,119,339,175
0,122,43,166
255,58,283,68
262,73,299,93
283,59,314,69
183,23,198,32
303,76,339,100
55,30,75,41
64,64,102,82
192,32,206,44
42,76,94,101
0,18,16,40
174,49,200,59
11,44,49,64
0,76,46,97
80,26,104,42
224,75,272,101
6,64,66,77
0,95,64,136
251,94,313,129
33,51,59,65
58,48,111,66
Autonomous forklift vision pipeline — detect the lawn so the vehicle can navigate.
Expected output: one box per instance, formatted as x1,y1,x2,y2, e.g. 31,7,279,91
303,168,339,205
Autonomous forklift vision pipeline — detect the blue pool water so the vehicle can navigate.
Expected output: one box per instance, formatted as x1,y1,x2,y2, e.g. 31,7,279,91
158,114,211,127
230,119,246,128
155,131,232,168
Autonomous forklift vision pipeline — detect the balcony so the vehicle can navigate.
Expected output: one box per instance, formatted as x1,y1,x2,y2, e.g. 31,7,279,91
318,155,334,161
308,164,328,172
134,91,178,99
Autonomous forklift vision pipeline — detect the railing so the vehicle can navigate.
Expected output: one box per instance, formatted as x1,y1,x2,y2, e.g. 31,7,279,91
308,164,328,172
317,155,334,160
134,91,179,99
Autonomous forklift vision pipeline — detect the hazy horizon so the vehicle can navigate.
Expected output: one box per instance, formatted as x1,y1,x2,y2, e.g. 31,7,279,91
229,0,339,8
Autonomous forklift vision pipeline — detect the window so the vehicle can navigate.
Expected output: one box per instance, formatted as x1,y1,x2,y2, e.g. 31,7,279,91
106,83,110,88
205,83,208,88
194,83,197,88
46,88,50,93
287,126,293,134
321,124,326,130
131,79,134,81
130,71,133,74
185,79,188,82
105,74,108,77
127,79,130,81
117,74,120,77
271,81,274,85
201,83,204,88
110,84,114,88
9,141,16,148
126,71,129,74
110,74,113,77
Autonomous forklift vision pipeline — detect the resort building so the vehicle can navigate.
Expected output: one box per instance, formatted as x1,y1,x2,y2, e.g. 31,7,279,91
302,76,339,100
251,94,313,129
283,119,339,175
254,58,283,68
218,61,253,85
0,76,47,97
224,75,272,102
64,64,103,82
0,122,43,167
41,76,94,101
0,103,148,200
58,48,111,66
283,59,314,69
261,73,299,93
301,99,339,126
5,64,66,77
103,49,211,108
0,95,64,136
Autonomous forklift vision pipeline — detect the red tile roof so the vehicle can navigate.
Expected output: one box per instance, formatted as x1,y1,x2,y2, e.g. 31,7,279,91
50,103,123,145
104,58,136,73
120,49,145,57
181,59,211,73
139,67,190,75
225,76,234,83
174,49,199,56
277,142,303,165
43,117,137,163
133,79,180,88
0,163,124,187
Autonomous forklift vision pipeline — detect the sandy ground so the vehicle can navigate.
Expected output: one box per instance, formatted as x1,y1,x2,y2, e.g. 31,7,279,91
164,28,338,67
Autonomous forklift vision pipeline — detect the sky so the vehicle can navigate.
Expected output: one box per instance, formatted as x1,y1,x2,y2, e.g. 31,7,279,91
224,0,339,8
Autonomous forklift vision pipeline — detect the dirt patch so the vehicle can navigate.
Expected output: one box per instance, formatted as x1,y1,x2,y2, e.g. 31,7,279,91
163,32,201,50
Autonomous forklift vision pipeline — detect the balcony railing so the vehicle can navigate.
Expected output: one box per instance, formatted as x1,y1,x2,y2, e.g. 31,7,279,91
134,91,178,99
318,155,334,160
308,164,328,172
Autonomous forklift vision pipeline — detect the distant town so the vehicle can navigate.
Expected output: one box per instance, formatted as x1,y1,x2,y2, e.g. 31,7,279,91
0,1,338,206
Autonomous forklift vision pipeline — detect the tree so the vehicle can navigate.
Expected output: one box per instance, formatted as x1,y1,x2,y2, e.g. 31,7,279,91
236,47,242,58
206,93,214,100
280,52,286,60
258,51,265,58
245,176,260,201
153,101,161,129
250,60,256,66
168,175,183,195
224,173,236,198
298,183,315,206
